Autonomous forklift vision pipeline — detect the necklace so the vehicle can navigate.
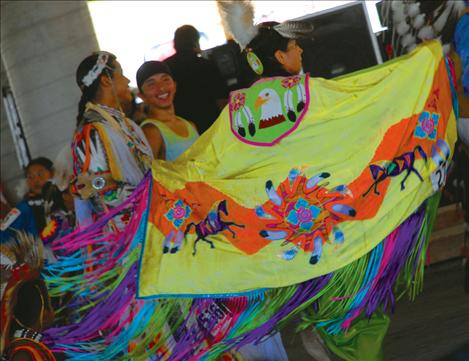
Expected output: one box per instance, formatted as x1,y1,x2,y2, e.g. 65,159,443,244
92,103,151,169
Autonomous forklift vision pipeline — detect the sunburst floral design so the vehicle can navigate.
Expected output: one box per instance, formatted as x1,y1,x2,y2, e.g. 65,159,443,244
257,169,356,265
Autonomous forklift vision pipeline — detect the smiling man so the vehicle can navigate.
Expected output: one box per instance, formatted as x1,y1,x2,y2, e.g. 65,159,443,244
136,61,199,160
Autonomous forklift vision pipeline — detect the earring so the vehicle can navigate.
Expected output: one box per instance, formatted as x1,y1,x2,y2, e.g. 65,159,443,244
246,49,264,76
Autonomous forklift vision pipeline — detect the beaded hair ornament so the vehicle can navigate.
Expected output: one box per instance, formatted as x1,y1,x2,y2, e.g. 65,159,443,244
216,0,313,75
81,51,112,87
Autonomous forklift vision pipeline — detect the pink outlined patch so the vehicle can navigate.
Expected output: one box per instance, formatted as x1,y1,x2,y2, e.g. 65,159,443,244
229,74,310,147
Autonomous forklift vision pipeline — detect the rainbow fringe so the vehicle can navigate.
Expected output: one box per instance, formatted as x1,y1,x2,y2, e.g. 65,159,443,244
42,173,440,360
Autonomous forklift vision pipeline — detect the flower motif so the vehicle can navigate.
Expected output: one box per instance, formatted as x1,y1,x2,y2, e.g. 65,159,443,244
285,198,321,232
165,200,191,228
281,76,301,89
414,111,439,140
230,92,246,112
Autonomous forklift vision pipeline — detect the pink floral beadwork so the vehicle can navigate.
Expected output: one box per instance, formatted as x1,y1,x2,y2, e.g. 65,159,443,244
421,116,435,135
281,76,301,89
230,92,246,111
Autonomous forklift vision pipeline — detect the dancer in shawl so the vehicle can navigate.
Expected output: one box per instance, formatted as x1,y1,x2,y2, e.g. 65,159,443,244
222,17,328,361
71,51,153,229
41,3,457,361
214,2,456,360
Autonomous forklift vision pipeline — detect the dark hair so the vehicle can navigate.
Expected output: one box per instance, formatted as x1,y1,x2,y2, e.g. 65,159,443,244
174,25,200,53
136,61,173,92
246,22,291,78
26,157,54,173
75,52,117,126
12,280,51,331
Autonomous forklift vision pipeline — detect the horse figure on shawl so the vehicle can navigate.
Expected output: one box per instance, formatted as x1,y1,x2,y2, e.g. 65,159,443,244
185,200,245,256
363,145,428,196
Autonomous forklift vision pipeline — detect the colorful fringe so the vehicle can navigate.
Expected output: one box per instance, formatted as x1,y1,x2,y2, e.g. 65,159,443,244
42,173,440,360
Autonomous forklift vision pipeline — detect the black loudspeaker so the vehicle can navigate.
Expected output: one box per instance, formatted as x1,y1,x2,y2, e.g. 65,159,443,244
297,2,382,79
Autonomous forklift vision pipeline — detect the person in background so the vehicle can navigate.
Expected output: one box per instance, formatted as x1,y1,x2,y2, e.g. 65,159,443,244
164,25,228,134
1,158,54,241
1,157,74,266
219,20,310,361
136,61,199,160
120,88,148,125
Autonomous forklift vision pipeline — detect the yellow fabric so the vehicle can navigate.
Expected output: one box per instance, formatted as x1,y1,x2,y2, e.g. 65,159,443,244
138,41,457,297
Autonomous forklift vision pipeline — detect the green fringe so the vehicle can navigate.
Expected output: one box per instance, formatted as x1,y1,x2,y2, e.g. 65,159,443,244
398,192,441,301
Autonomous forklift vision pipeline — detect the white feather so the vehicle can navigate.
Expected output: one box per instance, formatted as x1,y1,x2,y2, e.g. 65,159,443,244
216,0,258,49
407,3,420,18
392,7,406,24
391,1,404,12
433,3,452,33
401,33,416,48
412,14,426,29
396,21,410,35
0,252,15,269
418,25,435,40
452,1,465,17
53,143,74,191
432,2,445,18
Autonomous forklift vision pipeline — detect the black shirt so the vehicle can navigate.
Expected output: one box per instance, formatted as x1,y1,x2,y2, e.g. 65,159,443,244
165,51,228,134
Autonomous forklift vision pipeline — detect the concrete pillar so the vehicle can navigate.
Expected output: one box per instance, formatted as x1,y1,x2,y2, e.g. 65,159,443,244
0,0,99,201
1,57,24,203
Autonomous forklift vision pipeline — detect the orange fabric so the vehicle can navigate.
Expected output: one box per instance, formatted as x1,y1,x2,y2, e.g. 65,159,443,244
348,57,453,220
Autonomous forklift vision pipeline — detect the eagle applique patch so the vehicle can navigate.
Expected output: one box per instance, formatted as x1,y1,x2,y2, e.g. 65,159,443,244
229,74,309,146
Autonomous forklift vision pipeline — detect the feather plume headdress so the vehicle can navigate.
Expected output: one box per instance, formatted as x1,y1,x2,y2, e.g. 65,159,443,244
273,21,314,40
53,142,74,192
1,232,44,353
0,232,44,297
216,0,313,50
217,0,258,50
